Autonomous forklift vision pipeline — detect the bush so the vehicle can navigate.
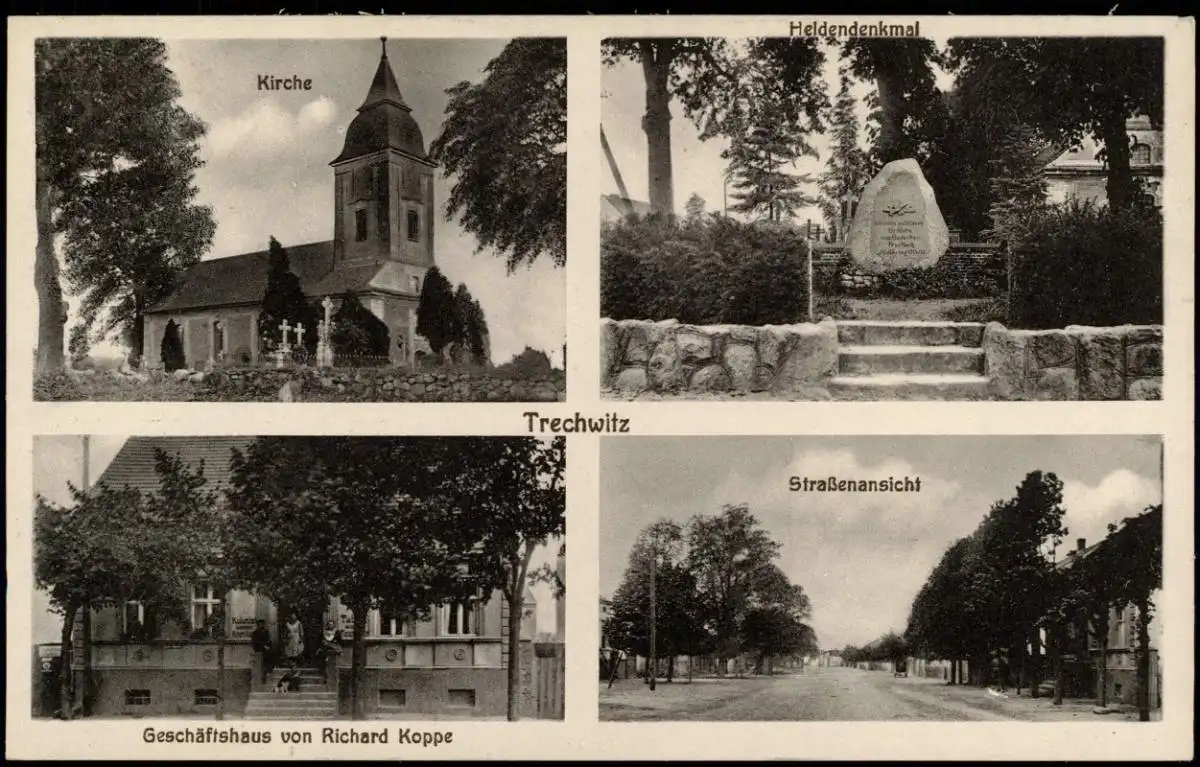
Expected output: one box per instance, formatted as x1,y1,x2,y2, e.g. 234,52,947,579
34,372,82,401
496,346,553,377
873,262,1003,300
1010,199,1163,329
330,291,390,358
600,214,812,325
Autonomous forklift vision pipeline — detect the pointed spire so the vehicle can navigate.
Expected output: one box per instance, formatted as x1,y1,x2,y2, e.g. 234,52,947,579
359,37,410,113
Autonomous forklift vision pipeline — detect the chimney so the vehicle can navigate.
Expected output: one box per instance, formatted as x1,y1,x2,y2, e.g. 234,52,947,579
1076,538,1086,553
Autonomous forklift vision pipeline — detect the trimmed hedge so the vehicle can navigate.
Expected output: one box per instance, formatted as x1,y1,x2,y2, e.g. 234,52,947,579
600,214,812,325
1010,199,1163,329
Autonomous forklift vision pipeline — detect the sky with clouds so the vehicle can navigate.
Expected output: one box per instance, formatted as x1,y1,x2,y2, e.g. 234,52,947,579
61,38,564,367
600,38,953,223
600,435,1162,651
31,436,562,643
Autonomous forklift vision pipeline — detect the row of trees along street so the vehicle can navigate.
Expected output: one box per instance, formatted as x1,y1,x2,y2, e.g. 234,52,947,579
872,470,1162,722
34,437,565,721
605,504,819,682
35,37,565,375
603,37,1162,232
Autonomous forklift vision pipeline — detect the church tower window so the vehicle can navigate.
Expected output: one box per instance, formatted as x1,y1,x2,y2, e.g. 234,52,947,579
407,210,420,242
355,209,368,242
1130,142,1152,165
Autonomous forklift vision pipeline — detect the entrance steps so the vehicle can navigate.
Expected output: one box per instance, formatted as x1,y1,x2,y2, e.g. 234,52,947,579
244,668,337,720
831,321,989,398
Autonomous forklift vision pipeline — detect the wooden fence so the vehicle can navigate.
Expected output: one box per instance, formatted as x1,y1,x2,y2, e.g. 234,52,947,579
534,642,565,720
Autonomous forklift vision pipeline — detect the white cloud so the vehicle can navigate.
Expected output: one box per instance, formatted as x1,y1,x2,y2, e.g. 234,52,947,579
205,97,339,162
1062,469,1162,549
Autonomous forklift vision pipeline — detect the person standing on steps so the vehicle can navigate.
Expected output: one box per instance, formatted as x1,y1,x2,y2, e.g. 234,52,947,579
318,619,344,679
251,619,273,685
283,613,305,666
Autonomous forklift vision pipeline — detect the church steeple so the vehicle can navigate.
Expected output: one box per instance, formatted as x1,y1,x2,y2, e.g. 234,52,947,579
359,36,411,113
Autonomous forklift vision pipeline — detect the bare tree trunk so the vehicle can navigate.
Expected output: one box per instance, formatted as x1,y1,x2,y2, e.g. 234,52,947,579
350,601,367,721
36,159,65,376
1095,609,1110,707
1099,102,1135,211
1029,631,1041,699
1135,599,1151,722
639,41,675,218
1052,624,1064,705
216,600,226,721
59,603,77,720
506,590,523,721
79,604,92,716
874,74,903,164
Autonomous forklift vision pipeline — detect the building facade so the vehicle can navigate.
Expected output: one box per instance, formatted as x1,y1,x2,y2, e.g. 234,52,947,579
1043,116,1164,208
142,39,438,371
65,437,538,719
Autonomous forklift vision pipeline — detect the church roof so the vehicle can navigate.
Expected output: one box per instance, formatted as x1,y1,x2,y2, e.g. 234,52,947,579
147,241,397,314
331,38,432,165
96,437,254,495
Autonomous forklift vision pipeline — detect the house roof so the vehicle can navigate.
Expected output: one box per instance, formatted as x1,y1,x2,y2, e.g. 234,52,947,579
147,241,403,315
96,437,255,495
600,194,652,220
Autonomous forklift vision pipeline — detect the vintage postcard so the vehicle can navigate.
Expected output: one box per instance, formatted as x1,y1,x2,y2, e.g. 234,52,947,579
6,12,1195,764
600,32,1169,402
28,36,566,403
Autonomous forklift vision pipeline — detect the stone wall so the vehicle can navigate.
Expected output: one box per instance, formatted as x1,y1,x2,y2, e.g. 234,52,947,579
983,323,1163,400
193,366,565,402
601,318,838,395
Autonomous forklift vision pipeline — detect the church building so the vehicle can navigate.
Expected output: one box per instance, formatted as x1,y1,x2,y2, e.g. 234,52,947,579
143,39,439,370
69,436,542,719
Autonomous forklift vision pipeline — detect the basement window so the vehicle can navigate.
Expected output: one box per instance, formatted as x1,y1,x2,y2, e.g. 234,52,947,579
194,689,220,706
447,689,476,708
124,689,152,706
380,689,406,707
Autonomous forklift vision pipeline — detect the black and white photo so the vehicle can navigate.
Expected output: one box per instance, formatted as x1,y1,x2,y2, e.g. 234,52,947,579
33,37,566,402
599,36,1165,401
600,436,1164,722
32,435,566,721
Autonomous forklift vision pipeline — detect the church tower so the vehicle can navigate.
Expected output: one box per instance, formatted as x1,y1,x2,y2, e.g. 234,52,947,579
330,38,437,275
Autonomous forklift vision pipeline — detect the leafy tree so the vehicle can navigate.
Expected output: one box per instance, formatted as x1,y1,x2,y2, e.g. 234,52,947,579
1097,504,1162,721
35,38,214,374
498,346,554,377
982,122,1049,246
740,606,816,674
838,38,947,169
160,318,186,372
453,284,489,365
257,237,318,355
430,38,565,272
223,438,491,720
944,37,1163,211
683,193,707,224
818,70,872,237
330,291,390,359
607,520,708,682
685,503,783,669
440,437,566,719
416,265,459,357
68,325,90,369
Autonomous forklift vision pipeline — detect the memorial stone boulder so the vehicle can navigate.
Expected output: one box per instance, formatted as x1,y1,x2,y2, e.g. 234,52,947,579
845,158,949,273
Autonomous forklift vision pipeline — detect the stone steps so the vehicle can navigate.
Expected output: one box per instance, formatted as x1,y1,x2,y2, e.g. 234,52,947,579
829,373,990,399
833,321,989,399
245,668,337,720
839,345,984,376
836,320,985,348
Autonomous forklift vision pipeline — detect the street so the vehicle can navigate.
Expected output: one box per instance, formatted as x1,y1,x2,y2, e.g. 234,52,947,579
599,666,1136,722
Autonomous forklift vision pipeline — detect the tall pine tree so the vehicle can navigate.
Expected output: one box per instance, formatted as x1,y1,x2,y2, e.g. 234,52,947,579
724,123,818,222
453,284,489,365
330,291,390,360
257,237,317,355
818,71,872,238
416,266,459,357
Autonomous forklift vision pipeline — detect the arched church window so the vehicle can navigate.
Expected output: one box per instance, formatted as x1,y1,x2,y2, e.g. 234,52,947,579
355,209,368,242
407,210,420,242
1130,143,1152,165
